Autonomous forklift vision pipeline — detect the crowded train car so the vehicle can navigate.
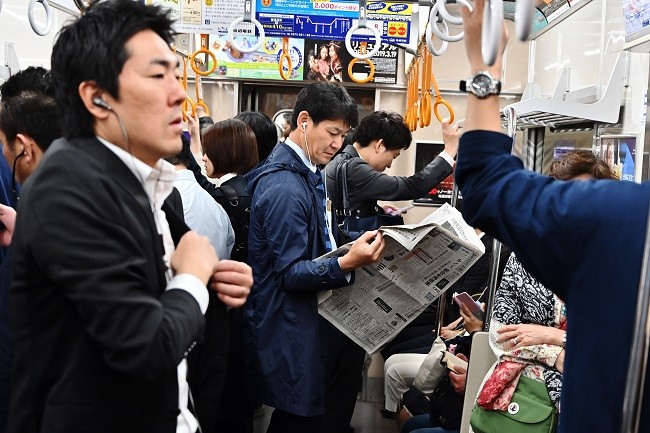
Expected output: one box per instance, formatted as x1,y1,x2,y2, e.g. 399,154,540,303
0,0,649,432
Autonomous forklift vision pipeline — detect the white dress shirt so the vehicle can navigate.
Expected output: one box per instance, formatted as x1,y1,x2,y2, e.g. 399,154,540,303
174,169,235,260
97,137,206,433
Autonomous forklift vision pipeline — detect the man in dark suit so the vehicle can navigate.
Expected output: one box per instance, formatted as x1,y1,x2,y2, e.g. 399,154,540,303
7,1,252,433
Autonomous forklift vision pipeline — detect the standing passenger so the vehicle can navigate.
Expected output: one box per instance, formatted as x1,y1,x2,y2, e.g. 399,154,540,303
244,81,386,433
7,1,253,432
455,1,650,431
0,66,61,433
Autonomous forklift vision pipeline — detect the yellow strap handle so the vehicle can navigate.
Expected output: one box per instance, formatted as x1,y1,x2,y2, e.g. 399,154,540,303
429,55,455,124
278,37,293,80
348,42,375,84
190,34,217,76
194,74,210,117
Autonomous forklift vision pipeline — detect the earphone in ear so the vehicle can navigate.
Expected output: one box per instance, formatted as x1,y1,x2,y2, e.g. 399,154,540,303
302,121,307,131
92,97,113,111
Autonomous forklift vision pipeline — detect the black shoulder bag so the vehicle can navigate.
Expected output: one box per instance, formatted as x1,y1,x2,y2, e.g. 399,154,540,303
334,158,404,241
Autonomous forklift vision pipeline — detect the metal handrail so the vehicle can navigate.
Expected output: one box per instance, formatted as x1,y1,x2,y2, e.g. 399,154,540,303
620,207,650,433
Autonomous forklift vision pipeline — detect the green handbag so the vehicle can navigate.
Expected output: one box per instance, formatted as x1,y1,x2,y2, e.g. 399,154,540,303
470,376,558,433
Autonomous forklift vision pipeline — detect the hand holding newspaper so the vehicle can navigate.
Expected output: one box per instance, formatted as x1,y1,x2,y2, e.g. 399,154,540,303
317,203,484,353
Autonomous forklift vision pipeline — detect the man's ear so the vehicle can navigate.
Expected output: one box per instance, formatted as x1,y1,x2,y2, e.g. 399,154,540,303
79,81,111,119
14,134,41,162
374,139,384,153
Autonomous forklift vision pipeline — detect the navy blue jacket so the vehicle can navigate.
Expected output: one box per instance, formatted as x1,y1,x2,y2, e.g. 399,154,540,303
244,142,353,417
456,130,650,433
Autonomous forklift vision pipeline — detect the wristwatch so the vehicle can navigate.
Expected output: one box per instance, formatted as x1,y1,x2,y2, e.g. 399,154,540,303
460,70,502,99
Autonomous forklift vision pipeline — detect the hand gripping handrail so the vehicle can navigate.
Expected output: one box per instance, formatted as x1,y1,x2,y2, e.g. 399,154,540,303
228,0,264,54
345,0,382,60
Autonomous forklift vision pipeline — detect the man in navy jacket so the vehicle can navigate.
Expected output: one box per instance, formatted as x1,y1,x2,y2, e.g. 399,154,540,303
245,82,385,433
455,1,650,432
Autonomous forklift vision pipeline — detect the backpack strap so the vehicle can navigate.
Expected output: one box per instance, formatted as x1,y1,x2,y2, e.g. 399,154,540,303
219,184,239,207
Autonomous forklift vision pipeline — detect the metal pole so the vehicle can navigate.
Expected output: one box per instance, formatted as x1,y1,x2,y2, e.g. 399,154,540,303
620,66,650,433
621,203,650,433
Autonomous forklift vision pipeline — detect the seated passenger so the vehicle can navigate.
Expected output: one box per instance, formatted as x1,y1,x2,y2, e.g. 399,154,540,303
397,302,483,433
470,150,616,433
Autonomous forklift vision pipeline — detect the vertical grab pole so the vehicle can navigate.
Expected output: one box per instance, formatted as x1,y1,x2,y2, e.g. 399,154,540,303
481,106,516,331
621,209,650,433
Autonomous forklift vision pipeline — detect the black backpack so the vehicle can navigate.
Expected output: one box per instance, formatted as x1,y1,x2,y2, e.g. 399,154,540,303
217,184,251,264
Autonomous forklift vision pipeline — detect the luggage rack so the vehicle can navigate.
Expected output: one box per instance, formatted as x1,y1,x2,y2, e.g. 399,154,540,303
501,52,630,130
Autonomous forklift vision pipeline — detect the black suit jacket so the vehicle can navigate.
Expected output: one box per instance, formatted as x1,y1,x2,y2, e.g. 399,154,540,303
8,137,209,433
325,145,454,215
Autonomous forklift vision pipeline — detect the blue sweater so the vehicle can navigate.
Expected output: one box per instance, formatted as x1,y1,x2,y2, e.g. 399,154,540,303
456,130,650,433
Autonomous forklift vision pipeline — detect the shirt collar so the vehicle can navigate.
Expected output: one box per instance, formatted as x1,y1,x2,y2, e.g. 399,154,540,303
285,137,317,173
96,136,175,208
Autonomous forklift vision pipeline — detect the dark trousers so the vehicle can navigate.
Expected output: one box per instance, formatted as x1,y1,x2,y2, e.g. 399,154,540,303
319,324,366,433
266,409,323,433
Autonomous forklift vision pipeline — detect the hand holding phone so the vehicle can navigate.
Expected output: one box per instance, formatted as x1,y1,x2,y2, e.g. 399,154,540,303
441,350,468,373
452,291,485,320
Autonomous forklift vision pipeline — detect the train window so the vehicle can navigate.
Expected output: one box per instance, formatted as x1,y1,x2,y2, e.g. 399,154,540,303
539,126,595,174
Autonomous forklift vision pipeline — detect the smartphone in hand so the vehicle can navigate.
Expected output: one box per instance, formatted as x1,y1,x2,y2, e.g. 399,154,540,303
452,291,484,320
441,350,468,373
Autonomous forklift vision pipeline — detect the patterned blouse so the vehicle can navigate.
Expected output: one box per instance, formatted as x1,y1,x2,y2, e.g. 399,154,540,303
489,253,566,409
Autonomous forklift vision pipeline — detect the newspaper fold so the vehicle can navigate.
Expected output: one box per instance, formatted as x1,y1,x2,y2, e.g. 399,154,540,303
317,203,484,354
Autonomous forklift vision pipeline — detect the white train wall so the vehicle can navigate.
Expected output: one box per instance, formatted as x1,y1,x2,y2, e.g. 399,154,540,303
0,0,647,228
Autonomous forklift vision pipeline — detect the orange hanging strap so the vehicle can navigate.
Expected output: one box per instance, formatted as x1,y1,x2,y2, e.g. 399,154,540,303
348,41,375,84
430,57,454,124
180,55,194,123
278,37,293,80
190,33,217,76
194,73,209,117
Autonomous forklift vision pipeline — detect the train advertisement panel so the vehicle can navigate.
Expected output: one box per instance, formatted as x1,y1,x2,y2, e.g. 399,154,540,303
255,0,412,45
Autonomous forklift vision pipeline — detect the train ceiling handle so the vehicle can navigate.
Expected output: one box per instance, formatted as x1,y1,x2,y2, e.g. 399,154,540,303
28,0,53,37
73,0,98,13
278,37,292,80
481,0,504,66
433,0,473,42
348,42,376,84
425,21,449,56
515,0,535,40
227,0,265,54
190,33,217,76
345,0,381,60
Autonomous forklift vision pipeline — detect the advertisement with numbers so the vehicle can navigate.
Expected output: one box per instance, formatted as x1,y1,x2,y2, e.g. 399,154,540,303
303,39,398,84
205,35,304,80
256,0,412,44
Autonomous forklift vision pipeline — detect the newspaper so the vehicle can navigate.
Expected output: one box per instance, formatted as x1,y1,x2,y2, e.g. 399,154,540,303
317,203,485,354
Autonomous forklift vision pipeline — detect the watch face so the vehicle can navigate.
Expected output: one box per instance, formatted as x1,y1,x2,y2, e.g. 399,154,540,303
471,73,492,96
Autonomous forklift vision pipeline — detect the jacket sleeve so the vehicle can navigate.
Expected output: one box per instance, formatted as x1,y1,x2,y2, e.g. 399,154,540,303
256,179,352,293
347,155,453,204
186,153,231,208
18,153,204,380
455,130,649,300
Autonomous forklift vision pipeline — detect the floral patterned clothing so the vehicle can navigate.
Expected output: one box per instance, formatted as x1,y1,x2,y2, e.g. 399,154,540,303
485,253,565,410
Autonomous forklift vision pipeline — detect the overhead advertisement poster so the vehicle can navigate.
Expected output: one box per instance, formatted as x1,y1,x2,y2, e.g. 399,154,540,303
303,39,398,84
255,0,413,45
155,0,256,35
206,35,305,80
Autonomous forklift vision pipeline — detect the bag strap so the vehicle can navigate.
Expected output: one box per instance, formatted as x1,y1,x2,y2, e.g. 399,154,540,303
334,156,352,217
219,184,239,206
